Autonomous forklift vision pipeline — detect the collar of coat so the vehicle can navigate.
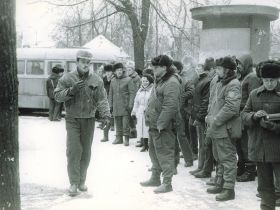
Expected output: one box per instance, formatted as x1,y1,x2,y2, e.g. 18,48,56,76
139,83,153,92
73,69,99,88
217,70,237,86
257,83,280,96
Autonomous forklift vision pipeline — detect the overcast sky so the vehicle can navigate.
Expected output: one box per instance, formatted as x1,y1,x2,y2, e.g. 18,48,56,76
16,0,280,47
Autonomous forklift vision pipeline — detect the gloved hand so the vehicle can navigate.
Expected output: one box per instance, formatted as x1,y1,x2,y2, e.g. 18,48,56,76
69,80,86,95
253,110,267,121
101,118,111,130
259,118,275,130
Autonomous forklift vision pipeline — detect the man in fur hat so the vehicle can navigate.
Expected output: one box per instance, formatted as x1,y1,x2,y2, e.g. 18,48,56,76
109,62,136,146
242,60,280,210
140,55,181,193
205,56,241,201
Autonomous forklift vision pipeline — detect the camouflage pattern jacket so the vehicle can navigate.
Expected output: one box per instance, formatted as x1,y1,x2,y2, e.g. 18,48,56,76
54,70,110,119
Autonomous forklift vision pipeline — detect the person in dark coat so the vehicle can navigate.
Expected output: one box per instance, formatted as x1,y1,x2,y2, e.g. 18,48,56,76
100,64,115,142
235,54,262,182
173,60,194,168
46,64,64,121
140,55,181,194
205,56,241,201
54,50,111,196
127,64,141,139
109,63,136,146
191,58,215,179
242,60,280,210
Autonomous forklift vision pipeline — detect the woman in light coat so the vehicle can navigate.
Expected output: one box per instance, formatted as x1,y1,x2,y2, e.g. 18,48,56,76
131,69,154,152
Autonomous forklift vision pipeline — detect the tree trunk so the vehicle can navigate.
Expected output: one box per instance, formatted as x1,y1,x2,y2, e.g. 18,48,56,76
133,32,145,70
0,1,20,210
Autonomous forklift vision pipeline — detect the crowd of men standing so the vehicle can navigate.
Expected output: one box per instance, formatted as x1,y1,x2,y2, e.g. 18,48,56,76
51,49,280,210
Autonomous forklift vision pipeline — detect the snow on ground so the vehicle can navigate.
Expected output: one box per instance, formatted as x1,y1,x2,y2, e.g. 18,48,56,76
19,116,277,210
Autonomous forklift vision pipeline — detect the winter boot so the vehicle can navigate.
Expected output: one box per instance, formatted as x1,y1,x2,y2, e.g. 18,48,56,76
237,163,256,182
184,161,193,167
124,136,129,146
140,171,161,187
140,138,148,152
112,136,123,144
216,189,235,201
207,177,223,194
136,138,144,147
194,170,211,178
78,183,88,192
154,177,173,194
100,129,109,142
237,161,246,177
68,184,79,196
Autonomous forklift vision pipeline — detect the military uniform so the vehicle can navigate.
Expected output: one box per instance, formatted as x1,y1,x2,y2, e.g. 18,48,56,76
145,72,181,191
55,69,110,189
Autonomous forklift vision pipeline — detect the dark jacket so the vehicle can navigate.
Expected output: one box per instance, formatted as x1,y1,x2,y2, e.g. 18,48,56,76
129,71,141,90
238,55,262,109
145,73,181,130
103,75,113,96
180,77,194,116
54,70,110,119
109,75,136,117
241,85,280,162
46,73,60,99
192,72,211,122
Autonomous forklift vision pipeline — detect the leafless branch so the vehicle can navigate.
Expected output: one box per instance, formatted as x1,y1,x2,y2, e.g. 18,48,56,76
28,0,89,7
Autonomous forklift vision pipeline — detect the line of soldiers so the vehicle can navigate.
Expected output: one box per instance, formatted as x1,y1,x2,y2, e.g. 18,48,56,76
54,49,280,210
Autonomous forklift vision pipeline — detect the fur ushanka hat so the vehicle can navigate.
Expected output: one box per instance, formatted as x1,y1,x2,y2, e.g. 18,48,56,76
256,60,280,78
151,55,173,68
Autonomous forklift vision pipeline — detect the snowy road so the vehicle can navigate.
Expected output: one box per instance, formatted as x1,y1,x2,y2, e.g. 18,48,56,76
19,116,275,210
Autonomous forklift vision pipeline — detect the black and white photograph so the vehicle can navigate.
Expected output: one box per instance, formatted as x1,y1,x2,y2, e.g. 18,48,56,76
1,0,280,209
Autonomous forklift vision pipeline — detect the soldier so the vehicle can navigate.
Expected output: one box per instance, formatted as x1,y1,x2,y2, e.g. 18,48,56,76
235,54,262,182
242,60,280,210
109,63,136,146
205,56,241,201
46,64,64,121
100,64,115,142
54,50,111,196
140,55,181,193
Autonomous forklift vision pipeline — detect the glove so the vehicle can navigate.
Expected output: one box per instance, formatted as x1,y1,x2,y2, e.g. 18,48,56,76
101,118,111,130
69,80,86,95
260,118,275,130
253,110,267,121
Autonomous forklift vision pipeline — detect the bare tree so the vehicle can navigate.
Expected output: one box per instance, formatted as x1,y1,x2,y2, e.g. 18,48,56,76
0,0,20,209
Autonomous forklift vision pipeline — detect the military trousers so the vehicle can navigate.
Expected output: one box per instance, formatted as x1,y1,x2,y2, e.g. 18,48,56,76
48,98,62,121
257,162,280,210
177,117,193,163
211,137,237,189
114,115,130,136
66,117,95,185
149,128,176,179
188,117,198,155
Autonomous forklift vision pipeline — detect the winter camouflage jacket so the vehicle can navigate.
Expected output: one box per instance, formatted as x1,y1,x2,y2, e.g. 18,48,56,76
206,74,241,139
241,85,280,162
109,75,136,117
145,73,181,130
54,69,110,119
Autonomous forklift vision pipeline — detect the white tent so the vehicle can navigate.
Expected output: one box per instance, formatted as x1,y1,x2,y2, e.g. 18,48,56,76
83,35,130,61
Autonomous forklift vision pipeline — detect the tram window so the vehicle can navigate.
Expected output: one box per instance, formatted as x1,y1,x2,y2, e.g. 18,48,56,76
17,60,25,74
67,61,76,72
48,61,63,75
26,61,44,75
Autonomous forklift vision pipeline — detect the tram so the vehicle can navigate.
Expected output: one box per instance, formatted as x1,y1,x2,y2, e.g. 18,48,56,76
17,48,111,109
